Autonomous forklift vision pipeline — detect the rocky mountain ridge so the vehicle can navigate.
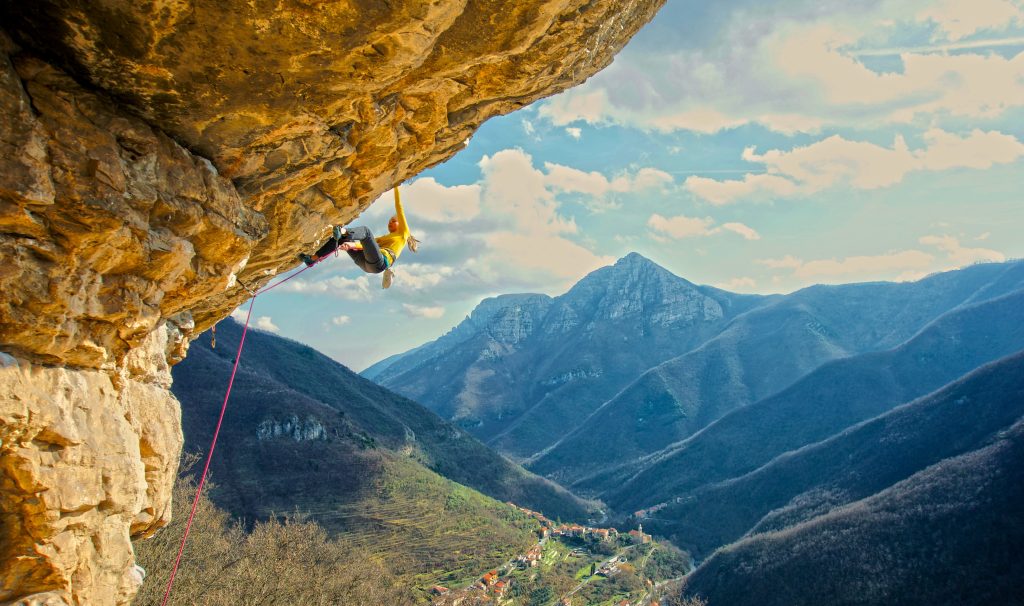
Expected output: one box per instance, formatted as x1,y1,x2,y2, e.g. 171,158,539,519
368,253,758,457
529,260,1024,485
370,256,1024,466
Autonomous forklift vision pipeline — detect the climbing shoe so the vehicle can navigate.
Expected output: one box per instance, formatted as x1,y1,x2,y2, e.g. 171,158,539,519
382,268,394,289
298,252,315,267
333,225,350,241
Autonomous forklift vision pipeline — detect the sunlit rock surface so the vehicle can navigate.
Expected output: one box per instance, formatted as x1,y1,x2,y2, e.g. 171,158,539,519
0,0,663,603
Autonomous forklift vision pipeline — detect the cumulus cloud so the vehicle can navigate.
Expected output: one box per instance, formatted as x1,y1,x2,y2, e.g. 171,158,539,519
319,148,629,302
399,179,481,223
648,214,715,239
331,315,351,326
757,255,804,270
226,308,282,333
565,127,582,139
390,263,458,292
254,316,280,333
917,0,1024,41
716,276,758,291
402,304,446,319
758,250,936,281
647,214,761,241
686,129,1024,204
480,149,578,235
364,180,480,223
920,234,1006,265
277,272,375,302
684,173,798,206
719,222,762,241
544,162,673,199
757,235,1008,287
536,1,1024,135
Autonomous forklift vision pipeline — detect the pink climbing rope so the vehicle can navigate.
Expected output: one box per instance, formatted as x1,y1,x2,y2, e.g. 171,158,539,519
160,260,318,605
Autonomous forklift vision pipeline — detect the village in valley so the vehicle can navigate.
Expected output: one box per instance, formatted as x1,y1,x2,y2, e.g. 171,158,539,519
428,504,690,606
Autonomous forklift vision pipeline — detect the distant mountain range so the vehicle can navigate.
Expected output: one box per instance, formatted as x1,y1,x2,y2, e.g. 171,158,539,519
682,353,1024,606
591,287,1024,515
170,319,593,587
529,261,1024,481
368,255,1024,470
364,253,767,458
363,254,1024,602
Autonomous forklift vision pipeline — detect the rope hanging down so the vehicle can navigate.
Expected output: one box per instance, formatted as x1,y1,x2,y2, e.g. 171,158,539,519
160,260,318,606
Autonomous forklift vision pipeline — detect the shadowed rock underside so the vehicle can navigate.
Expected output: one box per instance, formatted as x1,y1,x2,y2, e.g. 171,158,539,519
0,0,664,603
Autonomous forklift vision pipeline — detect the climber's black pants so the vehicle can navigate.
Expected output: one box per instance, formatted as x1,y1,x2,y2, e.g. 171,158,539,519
315,226,389,274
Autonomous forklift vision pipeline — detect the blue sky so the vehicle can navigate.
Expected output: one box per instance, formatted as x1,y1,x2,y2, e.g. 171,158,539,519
242,0,1024,370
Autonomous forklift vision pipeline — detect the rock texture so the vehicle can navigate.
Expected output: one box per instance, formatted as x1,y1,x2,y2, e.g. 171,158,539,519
366,254,757,457
0,332,181,605
0,1,663,603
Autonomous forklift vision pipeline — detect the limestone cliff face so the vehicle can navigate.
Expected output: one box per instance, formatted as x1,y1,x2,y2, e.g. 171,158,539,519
0,1,663,604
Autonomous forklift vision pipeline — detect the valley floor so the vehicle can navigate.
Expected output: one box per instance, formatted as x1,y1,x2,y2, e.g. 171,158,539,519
429,505,690,606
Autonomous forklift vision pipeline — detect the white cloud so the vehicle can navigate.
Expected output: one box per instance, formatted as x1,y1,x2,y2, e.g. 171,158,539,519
402,304,446,319
716,276,758,291
472,231,612,286
331,315,351,326
917,0,1024,41
757,236,1007,288
323,275,375,301
543,163,674,201
280,272,375,300
230,308,248,323
647,214,761,241
538,89,609,126
757,255,804,270
719,222,762,241
920,234,1006,265
536,3,1024,135
401,179,481,222
366,180,480,223
648,214,715,239
759,250,936,281
254,316,280,333
565,127,582,139
279,279,328,294
480,149,578,235
686,129,1024,204
796,251,935,279
685,173,799,206
649,108,748,134
390,263,458,291
916,129,1024,171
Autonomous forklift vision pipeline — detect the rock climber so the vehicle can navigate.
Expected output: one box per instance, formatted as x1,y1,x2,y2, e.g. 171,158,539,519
298,188,417,288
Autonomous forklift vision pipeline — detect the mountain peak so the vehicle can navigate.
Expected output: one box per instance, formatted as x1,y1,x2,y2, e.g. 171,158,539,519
615,251,663,271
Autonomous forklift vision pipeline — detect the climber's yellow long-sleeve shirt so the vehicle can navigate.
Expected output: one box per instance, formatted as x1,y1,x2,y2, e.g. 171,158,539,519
374,189,410,265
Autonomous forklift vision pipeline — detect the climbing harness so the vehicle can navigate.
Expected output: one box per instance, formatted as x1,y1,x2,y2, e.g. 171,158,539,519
159,259,319,606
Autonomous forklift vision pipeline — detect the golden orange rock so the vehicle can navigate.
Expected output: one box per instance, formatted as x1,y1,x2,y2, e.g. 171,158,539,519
0,1,664,603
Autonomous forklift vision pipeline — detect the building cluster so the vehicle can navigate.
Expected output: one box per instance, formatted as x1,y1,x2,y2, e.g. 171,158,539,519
514,544,543,568
429,503,652,605
430,567,514,605
508,503,633,544
633,502,667,519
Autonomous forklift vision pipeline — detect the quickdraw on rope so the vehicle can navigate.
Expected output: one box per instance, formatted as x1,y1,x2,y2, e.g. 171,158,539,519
160,258,322,606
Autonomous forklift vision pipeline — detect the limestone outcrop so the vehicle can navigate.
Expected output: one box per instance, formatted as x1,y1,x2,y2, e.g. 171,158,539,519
0,0,663,603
